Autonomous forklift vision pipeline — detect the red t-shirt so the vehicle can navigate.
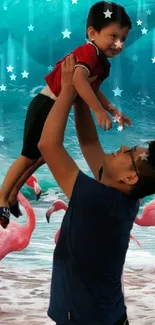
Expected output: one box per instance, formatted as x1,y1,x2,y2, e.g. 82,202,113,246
44,42,111,97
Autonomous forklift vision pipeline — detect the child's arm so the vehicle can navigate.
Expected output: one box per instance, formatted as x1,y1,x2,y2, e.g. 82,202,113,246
96,90,117,115
73,67,112,130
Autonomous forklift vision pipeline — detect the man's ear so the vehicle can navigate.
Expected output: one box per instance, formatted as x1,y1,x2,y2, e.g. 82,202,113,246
122,173,138,185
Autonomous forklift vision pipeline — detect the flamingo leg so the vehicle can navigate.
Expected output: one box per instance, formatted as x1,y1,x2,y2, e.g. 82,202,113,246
8,157,44,206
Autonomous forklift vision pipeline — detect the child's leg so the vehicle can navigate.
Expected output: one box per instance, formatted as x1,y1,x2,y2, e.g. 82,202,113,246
0,94,55,228
0,155,36,205
8,157,44,207
0,155,36,228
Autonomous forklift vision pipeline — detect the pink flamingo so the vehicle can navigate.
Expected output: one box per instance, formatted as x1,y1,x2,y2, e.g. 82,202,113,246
46,200,68,244
46,200,141,246
0,192,36,260
26,174,42,201
135,200,155,226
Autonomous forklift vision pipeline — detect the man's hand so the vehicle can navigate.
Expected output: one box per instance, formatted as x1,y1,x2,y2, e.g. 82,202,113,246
61,54,97,91
61,54,76,92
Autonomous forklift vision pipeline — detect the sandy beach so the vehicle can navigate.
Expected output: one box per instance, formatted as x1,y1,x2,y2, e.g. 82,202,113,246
1,265,155,325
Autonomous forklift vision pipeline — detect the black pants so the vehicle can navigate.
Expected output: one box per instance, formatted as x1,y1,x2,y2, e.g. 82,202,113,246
56,313,129,325
21,93,55,159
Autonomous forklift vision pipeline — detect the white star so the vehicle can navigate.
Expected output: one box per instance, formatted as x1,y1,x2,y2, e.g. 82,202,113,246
151,57,155,63
62,29,71,39
117,125,123,132
103,9,113,18
10,74,17,81
146,9,151,15
137,20,142,26
3,5,7,10
48,65,53,71
113,114,121,123
132,55,138,62
112,87,123,97
139,152,149,161
114,39,123,49
21,70,29,78
72,0,78,3
28,24,34,31
6,65,14,72
141,28,148,35
0,135,5,142
0,84,7,91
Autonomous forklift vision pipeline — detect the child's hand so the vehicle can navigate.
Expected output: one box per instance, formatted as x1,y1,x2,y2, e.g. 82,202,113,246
119,113,132,128
114,112,132,129
95,110,112,131
109,105,132,129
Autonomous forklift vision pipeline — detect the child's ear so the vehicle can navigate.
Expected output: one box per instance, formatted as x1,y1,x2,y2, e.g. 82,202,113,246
87,27,95,41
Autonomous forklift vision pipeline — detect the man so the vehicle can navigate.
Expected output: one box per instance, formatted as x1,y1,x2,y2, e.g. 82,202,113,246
39,54,155,325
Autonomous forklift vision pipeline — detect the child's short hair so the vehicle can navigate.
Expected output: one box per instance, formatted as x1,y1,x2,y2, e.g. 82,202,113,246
86,1,132,37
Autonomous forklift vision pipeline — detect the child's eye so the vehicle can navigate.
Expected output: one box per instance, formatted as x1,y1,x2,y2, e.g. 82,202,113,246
111,34,117,39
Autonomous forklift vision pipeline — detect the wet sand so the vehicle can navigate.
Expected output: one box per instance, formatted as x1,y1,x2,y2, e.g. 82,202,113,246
1,265,155,325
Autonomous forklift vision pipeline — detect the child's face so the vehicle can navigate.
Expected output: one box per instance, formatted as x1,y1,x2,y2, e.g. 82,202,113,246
88,23,129,58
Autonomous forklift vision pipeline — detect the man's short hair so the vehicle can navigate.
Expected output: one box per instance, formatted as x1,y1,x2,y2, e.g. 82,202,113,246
129,141,155,199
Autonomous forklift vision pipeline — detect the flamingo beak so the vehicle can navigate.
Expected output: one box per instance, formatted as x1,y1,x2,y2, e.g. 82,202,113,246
46,213,50,223
36,191,42,201
46,206,55,223
34,182,42,201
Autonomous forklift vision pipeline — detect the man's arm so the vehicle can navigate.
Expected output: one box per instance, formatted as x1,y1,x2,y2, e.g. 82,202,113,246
74,97,105,180
38,56,79,199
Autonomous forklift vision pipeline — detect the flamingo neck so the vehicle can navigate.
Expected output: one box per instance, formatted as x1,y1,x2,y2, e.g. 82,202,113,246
135,217,142,226
27,206,36,233
18,192,36,234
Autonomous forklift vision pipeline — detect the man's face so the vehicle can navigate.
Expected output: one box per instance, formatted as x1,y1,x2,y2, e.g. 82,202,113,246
88,23,129,57
103,145,149,185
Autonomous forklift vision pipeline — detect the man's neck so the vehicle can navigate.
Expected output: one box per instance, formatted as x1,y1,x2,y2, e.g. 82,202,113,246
101,175,131,196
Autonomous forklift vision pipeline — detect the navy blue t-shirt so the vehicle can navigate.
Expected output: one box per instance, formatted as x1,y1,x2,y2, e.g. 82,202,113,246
48,170,139,325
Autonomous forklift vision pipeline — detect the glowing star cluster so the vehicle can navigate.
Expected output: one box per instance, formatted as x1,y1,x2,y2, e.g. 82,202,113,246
0,1,154,103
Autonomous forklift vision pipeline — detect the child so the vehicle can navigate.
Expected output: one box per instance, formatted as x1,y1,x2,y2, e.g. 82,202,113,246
0,1,132,228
